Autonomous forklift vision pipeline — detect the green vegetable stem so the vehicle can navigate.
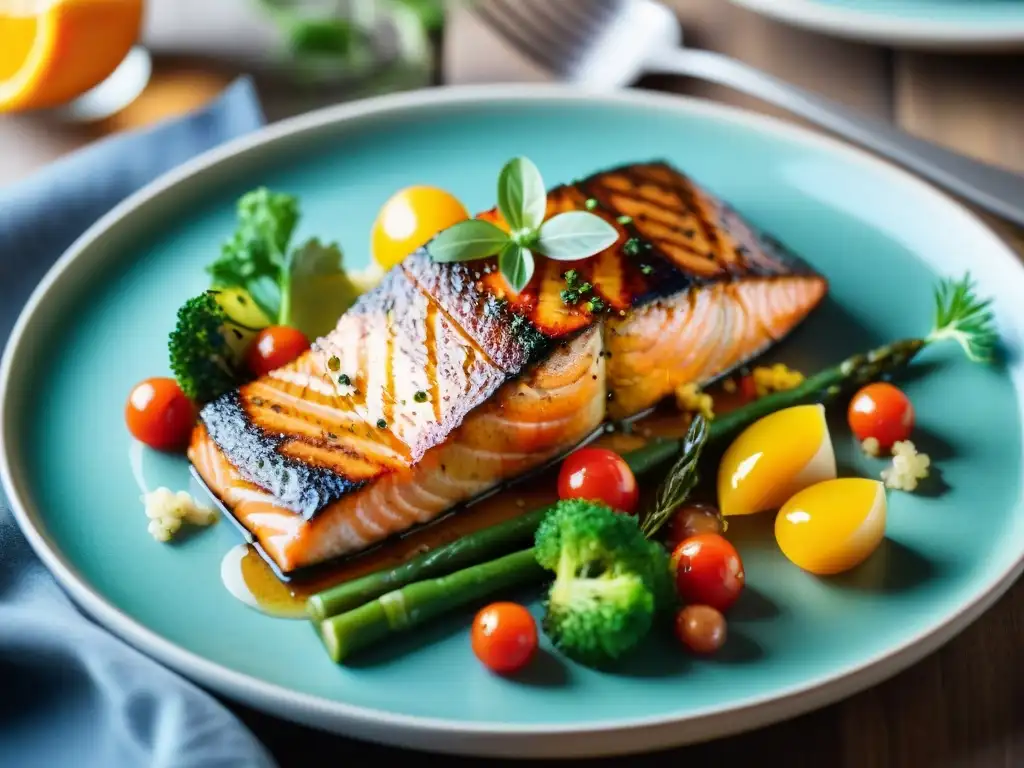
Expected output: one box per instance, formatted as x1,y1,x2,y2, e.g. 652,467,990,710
319,549,546,664
307,507,551,622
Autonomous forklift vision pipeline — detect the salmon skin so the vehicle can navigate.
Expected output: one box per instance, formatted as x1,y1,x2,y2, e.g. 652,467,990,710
191,161,828,574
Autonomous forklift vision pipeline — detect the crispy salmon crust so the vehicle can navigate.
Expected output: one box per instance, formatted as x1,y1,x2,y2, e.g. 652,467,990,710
191,160,827,572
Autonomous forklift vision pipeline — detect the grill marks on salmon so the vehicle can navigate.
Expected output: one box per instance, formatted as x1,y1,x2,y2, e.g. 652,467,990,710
192,327,605,572
190,160,828,573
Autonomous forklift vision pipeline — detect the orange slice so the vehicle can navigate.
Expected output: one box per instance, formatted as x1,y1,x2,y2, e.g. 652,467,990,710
0,0,143,113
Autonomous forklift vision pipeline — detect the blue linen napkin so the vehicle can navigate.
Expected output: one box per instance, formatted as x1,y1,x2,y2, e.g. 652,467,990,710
0,78,278,768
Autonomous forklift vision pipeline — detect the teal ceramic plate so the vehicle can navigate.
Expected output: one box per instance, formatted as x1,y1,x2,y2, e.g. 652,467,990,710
3,86,1024,758
729,0,1024,49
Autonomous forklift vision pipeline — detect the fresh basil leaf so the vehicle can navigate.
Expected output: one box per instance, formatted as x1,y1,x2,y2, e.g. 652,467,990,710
498,243,535,293
535,211,620,261
427,219,510,262
497,156,547,233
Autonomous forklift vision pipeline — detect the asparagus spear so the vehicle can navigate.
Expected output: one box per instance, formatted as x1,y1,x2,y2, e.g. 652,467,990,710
319,549,545,663
308,507,551,621
314,274,996,660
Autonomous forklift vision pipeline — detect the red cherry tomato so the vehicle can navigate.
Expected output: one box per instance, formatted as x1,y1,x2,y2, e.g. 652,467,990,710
125,377,196,452
471,602,538,674
847,382,915,450
557,447,639,514
246,326,310,377
671,533,745,613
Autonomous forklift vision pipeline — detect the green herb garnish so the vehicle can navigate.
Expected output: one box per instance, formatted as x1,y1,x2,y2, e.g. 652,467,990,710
338,374,351,386
640,415,710,539
327,355,341,371
559,269,593,305
377,418,388,429
414,390,428,403
427,157,618,293
927,273,998,363
205,188,362,339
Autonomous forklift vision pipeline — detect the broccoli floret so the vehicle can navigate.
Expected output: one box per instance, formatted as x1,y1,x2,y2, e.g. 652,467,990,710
168,292,248,403
534,499,674,668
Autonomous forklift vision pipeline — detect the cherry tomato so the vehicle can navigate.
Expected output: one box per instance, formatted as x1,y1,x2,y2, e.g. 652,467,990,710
671,533,745,613
471,602,538,674
125,377,196,452
847,382,915,450
371,186,469,271
246,326,310,377
666,503,724,549
674,605,727,654
557,447,639,514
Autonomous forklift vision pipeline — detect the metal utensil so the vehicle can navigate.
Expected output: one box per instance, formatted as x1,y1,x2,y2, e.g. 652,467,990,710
468,0,1024,228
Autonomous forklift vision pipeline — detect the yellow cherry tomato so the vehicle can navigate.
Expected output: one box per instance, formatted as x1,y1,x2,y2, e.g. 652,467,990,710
371,185,469,270
717,404,837,517
775,478,887,575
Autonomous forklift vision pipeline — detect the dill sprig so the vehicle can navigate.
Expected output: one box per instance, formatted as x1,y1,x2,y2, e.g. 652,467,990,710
926,273,998,363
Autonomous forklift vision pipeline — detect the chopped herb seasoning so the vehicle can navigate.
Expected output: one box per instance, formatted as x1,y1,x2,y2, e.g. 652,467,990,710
270,404,283,413
414,390,428,403
338,374,351,386
560,269,593,305
327,355,341,372
682,228,696,239
617,215,633,225
251,396,265,406
376,418,388,429
585,297,607,313
640,264,654,275
326,431,338,440
584,198,598,211
623,238,642,257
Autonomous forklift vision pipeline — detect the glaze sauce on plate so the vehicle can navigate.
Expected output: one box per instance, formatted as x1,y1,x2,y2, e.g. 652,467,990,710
219,396,739,619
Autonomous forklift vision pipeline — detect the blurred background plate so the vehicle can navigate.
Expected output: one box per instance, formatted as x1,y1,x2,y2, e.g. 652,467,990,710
728,0,1024,50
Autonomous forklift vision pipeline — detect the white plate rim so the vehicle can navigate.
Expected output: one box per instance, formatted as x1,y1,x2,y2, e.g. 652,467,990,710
728,0,1024,49
2,83,1023,758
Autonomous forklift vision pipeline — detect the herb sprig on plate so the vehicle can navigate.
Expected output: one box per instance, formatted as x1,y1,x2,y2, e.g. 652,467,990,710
426,157,620,292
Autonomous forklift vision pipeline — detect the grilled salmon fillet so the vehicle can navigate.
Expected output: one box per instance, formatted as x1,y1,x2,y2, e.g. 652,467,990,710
190,161,828,574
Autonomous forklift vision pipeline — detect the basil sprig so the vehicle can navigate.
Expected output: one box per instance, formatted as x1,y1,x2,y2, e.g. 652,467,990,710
426,157,619,292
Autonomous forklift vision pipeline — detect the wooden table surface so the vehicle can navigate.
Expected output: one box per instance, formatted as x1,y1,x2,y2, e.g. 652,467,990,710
2,2,1022,765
